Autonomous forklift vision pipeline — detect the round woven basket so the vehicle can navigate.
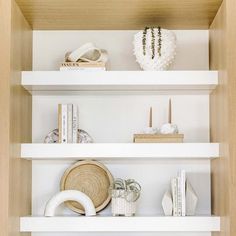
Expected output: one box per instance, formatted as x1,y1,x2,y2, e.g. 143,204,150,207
60,160,113,214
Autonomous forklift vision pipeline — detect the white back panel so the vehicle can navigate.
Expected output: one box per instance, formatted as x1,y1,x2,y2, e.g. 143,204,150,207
32,30,211,236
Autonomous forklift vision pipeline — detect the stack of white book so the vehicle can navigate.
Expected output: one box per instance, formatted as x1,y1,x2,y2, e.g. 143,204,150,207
60,62,106,71
171,170,186,216
58,104,78,143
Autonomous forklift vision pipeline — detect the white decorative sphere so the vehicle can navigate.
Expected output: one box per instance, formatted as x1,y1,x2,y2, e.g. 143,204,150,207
133,28,177,71
160,123,178,134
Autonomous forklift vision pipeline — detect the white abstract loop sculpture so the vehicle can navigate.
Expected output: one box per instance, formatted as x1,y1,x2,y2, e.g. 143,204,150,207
133,28,177,71
44,190,96,217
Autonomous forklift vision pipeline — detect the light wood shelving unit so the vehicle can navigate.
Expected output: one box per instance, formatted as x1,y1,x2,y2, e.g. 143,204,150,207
15,0,222,30
1,1,236,236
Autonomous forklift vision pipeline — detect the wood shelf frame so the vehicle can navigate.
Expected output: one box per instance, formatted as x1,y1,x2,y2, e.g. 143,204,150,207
15,0,222,30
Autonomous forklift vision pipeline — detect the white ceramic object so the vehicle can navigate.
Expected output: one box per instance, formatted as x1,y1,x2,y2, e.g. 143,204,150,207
44,129,93,143
162,190,173,216
133,28,177,71
186,181,198,216
160,123,178,134
66,42,108,63
44,190,96,217
111,190,137,217
143,127,159,134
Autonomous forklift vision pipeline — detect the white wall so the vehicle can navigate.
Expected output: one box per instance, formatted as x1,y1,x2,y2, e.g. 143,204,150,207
33,95,209,143
32,95,211,214
32,30,211,236
33,30,209,71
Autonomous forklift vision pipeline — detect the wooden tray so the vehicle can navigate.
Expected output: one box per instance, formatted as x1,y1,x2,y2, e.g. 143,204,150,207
133,134,184,143
60,160,113,214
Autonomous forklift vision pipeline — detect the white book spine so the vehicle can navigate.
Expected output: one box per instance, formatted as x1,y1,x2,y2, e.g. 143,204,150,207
61,104,68,143
181,170,186,216
171,178,178,216
72,104,78,143
67,104,73,143
177,176,182,216
58,104,62,143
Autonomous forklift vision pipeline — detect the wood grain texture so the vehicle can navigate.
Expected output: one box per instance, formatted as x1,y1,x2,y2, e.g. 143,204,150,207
15,0,222,30
0,1,32,235
0,0,11,234
210,0,236,235
133,134,184,143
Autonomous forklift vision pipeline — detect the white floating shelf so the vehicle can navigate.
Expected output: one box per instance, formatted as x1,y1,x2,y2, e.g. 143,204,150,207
21,143,219,160
20,216,220,232
21,71,218,95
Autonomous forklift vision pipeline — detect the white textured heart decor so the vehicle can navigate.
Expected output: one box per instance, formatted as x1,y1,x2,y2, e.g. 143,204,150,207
133,27,177,71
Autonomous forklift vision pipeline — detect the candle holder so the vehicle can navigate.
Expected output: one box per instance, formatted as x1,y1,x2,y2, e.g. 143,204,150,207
133,100,184,143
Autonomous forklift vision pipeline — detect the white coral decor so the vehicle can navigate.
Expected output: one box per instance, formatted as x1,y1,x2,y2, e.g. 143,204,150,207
133,28,177,71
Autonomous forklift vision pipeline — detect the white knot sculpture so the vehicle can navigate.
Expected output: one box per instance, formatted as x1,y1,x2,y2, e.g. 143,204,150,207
133,27,177,71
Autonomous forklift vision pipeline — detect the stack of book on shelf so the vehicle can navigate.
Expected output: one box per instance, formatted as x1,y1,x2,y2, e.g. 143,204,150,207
58,104,78,143
171,170,186,216
60,62,106,71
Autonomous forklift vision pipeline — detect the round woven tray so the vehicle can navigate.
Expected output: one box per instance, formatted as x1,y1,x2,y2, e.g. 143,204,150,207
60,160,113,214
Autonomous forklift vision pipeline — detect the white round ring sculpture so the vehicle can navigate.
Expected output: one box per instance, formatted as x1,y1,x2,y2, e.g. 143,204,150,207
133,27,177,71
44,190,96,217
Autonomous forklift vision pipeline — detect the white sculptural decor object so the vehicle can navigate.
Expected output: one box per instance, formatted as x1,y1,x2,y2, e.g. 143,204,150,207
186,181,198,216
162,190,173,216
44,129,93,143
44,190,96,217
133,27,177,71
66,42,108,63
